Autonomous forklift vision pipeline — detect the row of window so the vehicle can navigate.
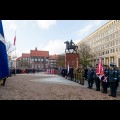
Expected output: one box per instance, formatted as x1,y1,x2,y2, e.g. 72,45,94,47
88,20,120,42
93,31,120,47
22,58,59,62
94,38,120,51
32,64,48,69
97,47,120,56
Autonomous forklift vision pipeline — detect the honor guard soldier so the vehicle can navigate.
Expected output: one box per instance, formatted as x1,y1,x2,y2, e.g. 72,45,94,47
101,65,109,93
114,66,119,90
94,64,100,91
77,67,81,84
109,64,117,97
87,66,94,89
73,67,77,82
80,67,85,85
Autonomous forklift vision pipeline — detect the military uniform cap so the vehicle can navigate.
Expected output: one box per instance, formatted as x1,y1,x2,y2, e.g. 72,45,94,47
110,64,114,67
103,64,107,67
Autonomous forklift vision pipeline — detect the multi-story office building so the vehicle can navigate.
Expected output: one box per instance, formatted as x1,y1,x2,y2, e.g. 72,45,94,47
30,48,49,69
77,20,120,68
16,48,49,69
49,54,59,69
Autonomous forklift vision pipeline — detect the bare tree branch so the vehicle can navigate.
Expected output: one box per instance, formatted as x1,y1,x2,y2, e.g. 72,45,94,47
78,43,93,67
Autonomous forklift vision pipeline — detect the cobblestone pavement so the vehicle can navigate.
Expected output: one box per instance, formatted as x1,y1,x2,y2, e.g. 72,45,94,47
0,73,120,100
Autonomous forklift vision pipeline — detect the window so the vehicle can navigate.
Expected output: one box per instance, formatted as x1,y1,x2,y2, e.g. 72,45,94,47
113,49,115,53
111,49,112,53
113,41,115,46
116,40,118,44
116,48,118,52
38,59,40,61
35,59,37,61
31,59,34,61
103,52,104,55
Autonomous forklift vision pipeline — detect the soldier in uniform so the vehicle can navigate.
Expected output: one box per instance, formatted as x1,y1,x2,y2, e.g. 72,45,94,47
94,64,100,91
101,65,109,93
83,67,88,80
114,66,119,91
80,67,85,85
109,64,117,97
73,67,77,82
77,67,81,83
87,66,94,89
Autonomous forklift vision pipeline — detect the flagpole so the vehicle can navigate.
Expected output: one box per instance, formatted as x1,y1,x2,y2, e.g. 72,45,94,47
15,31,16,75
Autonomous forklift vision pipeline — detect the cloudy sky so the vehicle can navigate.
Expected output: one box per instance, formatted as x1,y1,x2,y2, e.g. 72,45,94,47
2,20,109,57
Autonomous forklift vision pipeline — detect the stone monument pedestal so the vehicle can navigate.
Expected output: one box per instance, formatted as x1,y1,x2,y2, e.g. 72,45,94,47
65,53,79,68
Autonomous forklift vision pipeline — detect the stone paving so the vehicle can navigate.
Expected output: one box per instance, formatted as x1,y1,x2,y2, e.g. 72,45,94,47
0,72,120,100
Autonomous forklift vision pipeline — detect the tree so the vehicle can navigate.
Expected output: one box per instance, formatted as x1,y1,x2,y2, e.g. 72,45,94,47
57,54,65,68
6,40,16,60
78,43,93,68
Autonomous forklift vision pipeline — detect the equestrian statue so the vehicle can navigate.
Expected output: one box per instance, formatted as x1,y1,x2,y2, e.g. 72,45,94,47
64,39,78,53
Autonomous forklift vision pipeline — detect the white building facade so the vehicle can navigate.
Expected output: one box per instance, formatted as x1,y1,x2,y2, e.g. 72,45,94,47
77,20,120,68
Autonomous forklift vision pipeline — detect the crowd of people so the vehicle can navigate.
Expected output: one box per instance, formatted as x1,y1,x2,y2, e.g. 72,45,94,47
58,64,120,97
87,64,120,97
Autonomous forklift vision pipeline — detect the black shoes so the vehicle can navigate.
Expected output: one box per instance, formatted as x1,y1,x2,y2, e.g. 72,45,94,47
109,94,116,97
96,89,100,91
102,91,107,93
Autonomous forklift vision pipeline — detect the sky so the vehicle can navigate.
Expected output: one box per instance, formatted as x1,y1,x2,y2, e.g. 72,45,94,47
2,20,109,57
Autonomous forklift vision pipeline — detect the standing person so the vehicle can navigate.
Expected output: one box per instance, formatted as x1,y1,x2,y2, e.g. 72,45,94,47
109,64,117,97
73,67,77,82
87,66,94,89
101,65,109,93
114,66,119,91
94,64,100,91
84,67,88,80
80,67,85,85
77,66,81,83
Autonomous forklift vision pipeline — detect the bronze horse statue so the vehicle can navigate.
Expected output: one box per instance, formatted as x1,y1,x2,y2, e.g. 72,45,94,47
64,40,78,53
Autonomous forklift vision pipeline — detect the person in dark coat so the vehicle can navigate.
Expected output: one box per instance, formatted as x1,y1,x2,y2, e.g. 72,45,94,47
109,64,117,97
69,67,74,81
114,66,119,90
84,67,88,80
101,65,109,93
94,64,100,91
87,66,94,89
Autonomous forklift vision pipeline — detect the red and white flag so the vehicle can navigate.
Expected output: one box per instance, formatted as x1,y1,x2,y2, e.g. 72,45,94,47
96,57,104,80
13,34,16,46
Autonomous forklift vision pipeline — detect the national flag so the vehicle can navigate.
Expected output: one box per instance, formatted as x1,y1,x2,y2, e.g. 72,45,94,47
0,20,10,79
13,34,16,46
96,57,104,80
67,62,69,74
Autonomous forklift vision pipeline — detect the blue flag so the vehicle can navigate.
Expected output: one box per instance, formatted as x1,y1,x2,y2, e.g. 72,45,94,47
0,20,10,79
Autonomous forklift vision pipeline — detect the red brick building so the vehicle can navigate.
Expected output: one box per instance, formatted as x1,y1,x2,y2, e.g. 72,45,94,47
16,56,22,68
30,48,49,69
49,54,59,69
16,48,49,70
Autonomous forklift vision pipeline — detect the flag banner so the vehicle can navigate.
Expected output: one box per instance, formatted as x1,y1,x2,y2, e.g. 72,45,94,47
0,20,10,79
96,57,104,80
13,34,16,46
67,62,69,74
